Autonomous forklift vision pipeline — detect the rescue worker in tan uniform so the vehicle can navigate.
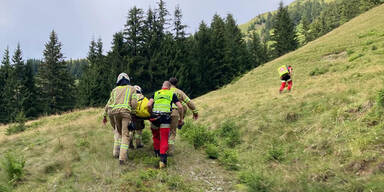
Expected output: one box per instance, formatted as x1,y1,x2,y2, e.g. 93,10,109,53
103,73,138,165
168,77,199,154
129,85,145,149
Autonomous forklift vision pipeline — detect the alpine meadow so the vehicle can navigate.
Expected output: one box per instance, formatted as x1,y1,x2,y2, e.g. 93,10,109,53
1,0,384,191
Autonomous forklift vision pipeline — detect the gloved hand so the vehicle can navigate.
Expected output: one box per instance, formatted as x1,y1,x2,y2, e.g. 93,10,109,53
103,116,107,125
178,119,184,129
193,113,199,120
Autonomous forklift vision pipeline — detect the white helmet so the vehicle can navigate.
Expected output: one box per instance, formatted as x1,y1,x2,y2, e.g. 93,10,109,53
116,73,130,84
134,85,142,93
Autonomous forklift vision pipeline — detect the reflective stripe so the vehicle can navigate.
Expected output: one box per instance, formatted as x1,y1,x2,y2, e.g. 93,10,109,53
120,144,129,149
153,89,174,113
192,109,198,114
160,124,170,128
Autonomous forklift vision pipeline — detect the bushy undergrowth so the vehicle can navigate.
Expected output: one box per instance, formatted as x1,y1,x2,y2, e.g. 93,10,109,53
180,120,242,170
219,149,240,170
6,112,27,135
1,152,25,186
120,168,192,192
179,121,216,149
377,88,384,108
142,129,152,145
205,144,219,159
239,170,272,192
216,120,242,148
309,67,329,76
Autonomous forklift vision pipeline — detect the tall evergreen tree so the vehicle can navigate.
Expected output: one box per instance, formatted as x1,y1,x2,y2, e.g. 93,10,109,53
0,48,16,123
248,32,267,68
12,44,26,113
37,30,75,114
271,2,298,57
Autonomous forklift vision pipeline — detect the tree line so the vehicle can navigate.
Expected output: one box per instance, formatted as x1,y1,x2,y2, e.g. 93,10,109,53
0,0,381,124
247,0,383,49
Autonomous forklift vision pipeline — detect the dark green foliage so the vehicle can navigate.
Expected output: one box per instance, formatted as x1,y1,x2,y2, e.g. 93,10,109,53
6,111,27,135
1,152,25,186
239,171,272,192
309,67,329,76
271,2,298,58
37,30,75,114
217,121,242,148
219,149,240,170
205,144,219,159
377,89,384,108
265,141,285,162
180,121,216,149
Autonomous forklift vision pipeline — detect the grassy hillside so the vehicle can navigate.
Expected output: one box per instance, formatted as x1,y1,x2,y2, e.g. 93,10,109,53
238,0,335,34
1,4,384,192
195,4,384,191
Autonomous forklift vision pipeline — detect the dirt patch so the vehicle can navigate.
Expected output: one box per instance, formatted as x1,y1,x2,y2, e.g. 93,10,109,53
323,51,347,61
346,158,376,176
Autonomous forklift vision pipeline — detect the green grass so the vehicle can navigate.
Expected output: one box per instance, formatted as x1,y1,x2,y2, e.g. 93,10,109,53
1,4,384,192
195,4,384,191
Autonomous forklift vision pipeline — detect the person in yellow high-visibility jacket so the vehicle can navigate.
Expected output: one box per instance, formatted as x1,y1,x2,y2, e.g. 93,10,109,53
277,65,293,93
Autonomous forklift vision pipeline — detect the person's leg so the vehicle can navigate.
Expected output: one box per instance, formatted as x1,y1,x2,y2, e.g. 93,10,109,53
159,118,171,168
280,81,286,93
151,123,160,157
169,110,179,155
119,115,132,164
135,119,144,148
287,80,293,91
113,116,122,158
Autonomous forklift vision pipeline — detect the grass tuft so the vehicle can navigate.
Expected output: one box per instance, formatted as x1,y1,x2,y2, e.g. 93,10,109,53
0,152,25,186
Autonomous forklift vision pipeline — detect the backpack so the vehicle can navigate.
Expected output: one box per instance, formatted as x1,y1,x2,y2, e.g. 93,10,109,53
135,97,150,118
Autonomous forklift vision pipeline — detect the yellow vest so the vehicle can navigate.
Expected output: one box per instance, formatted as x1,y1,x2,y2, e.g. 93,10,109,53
278,65,289,77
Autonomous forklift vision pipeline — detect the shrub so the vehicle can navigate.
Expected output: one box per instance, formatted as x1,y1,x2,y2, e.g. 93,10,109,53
265,143,285,162
141,129,151,145
219,149,239,170
217,121,241,148
377,89,384,108
348,53,364,62
205,144,219,159
180,121,216,149
1,152,25,186
309,67,328,76
239,171,271,192
6,111,27,135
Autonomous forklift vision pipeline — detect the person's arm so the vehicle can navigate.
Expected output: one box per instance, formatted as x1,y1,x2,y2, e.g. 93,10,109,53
172,93,184,124
103,90,115,124
180,90,198,120
176,101,184,124
147,98,154,114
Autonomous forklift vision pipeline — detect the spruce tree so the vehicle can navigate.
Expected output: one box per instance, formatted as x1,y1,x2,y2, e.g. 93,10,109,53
12,44,26,113
248,32,267,68
271,2,298,57
0,48,16,123
37,30,75,114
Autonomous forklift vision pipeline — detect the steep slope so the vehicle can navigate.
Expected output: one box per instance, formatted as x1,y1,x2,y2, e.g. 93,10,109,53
1,4,384,192
195,4,384,191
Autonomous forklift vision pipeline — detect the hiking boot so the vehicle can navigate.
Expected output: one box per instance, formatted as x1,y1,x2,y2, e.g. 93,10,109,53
129,143,135,149
119,160,125,165
159,161,166,169
137,144,144,149
113,154,119,159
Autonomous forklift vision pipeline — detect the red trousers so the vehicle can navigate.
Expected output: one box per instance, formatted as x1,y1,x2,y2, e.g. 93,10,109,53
151,128,170,155
280,80,292,91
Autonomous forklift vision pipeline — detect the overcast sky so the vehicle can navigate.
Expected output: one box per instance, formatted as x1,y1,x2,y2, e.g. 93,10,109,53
0,0,294,60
